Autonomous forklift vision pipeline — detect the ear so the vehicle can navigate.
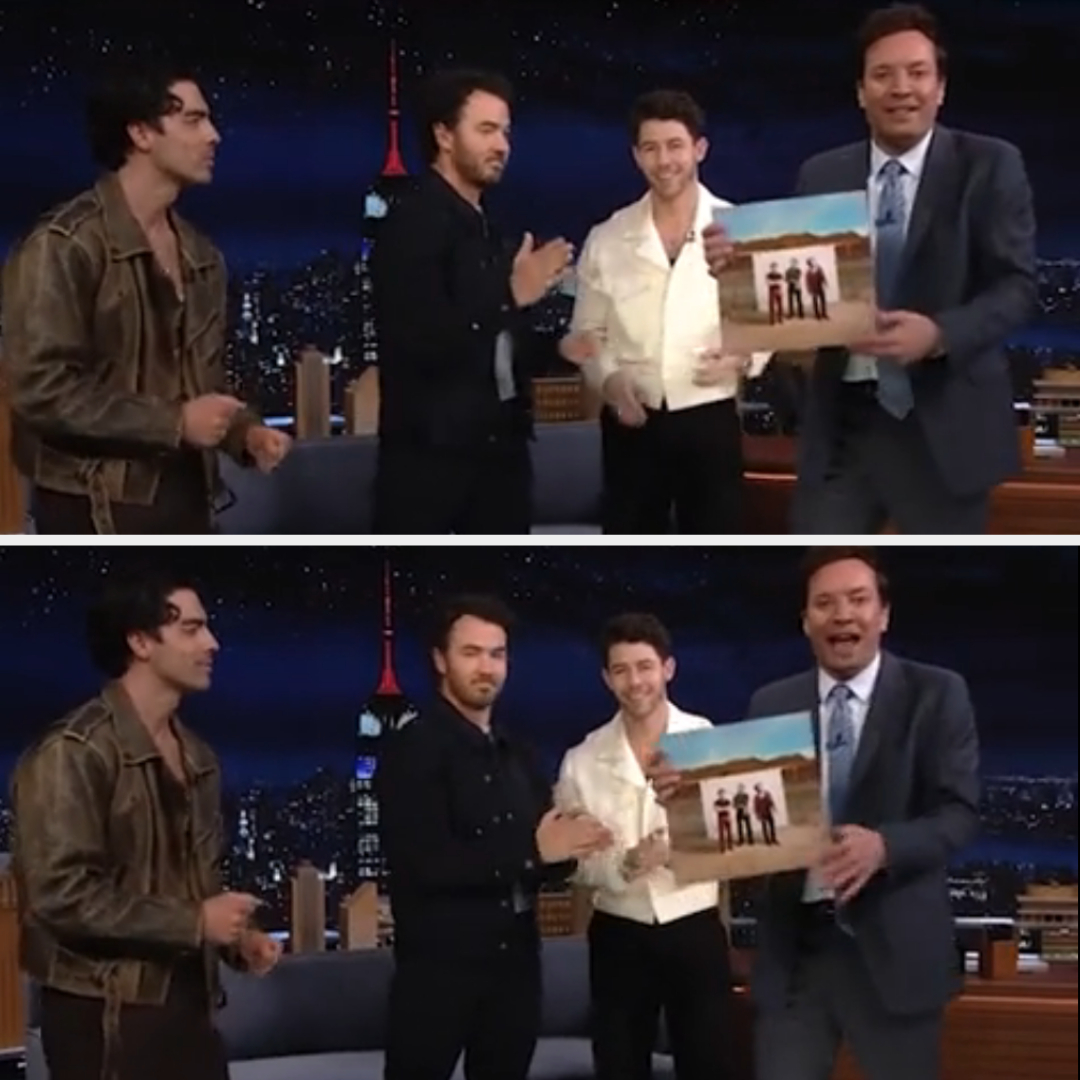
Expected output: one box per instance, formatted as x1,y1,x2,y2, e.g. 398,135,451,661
126,120,155,154
432,647,448,678
880,604,891,634
433,121,454,155
662,656,676,684
936,77,947,106
856,81,866,111
127,629,154,663
694,136,709,165
801,611,811,640
630,143,644,173
601,667,614,695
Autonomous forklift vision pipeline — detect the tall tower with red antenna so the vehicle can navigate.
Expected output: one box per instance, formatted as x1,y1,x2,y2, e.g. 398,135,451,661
360,38,418,368
353,559,418,886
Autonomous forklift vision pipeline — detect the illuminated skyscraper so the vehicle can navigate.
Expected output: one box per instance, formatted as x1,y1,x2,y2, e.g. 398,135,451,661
360,39,418,367
354,561,418,886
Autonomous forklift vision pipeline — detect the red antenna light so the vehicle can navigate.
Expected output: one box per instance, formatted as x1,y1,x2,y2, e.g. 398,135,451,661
376,559,403,694
380,39,408,177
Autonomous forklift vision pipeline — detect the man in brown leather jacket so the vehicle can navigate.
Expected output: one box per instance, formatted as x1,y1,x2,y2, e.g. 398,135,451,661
10,572,282,1080
0,59,291,533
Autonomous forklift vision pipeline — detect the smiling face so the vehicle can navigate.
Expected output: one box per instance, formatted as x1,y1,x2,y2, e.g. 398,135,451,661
632,118,706,204
857,28,945,153
802,558,890,681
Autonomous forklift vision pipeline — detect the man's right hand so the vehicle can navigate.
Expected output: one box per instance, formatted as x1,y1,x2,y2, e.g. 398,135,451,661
645,750,683,805
602,371,647,427
701,222,734,279
535,807,613,864
511,232,574,308
201,891,262,946
181,394,246,449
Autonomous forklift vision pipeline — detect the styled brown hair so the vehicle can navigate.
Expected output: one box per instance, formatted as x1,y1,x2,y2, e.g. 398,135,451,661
856,4,948,77
800,548,891,608
628,89,706,145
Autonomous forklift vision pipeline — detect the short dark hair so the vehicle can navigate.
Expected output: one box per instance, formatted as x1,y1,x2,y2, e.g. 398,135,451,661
628,89,706,145
600,613,673,666
800,548,891,608
86,58,202,171
856,3,947,78
415,68,514,164
431,594,516,653
86,572,200,679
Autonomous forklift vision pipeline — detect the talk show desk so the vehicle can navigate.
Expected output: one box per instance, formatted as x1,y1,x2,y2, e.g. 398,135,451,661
727,953,1078,1080
742,436,1080,534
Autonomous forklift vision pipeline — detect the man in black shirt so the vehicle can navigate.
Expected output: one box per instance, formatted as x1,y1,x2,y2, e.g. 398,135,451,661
376,595,612,1080
371,69,573,534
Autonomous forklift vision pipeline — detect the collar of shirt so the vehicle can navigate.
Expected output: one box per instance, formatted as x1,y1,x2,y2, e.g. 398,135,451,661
868,126,934,182
817,650,882,708
423,167,491,228
429,692,510,752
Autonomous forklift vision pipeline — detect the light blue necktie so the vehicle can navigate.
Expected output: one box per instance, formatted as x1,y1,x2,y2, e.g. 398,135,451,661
874,159,914,419
825,684,856,827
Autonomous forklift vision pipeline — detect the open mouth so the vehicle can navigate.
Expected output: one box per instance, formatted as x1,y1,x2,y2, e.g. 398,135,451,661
886,106,918,118
827,632,861,648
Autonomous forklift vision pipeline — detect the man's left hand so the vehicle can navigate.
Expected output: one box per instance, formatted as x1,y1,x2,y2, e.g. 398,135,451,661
245,426,293,473
850,311,942,364
239,929,282,976
819,825,886,904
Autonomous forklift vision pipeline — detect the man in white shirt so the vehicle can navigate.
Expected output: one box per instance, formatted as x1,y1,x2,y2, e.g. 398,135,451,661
555,613,734,1080
651,548,980,1080
559,90,768,534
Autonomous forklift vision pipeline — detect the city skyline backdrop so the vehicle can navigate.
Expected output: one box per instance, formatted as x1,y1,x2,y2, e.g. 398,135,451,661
0,544,1074,926
0,1,1078,419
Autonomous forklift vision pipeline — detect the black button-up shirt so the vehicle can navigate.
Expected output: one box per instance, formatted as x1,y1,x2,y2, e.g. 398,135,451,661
375,694,570,962
372,169,533,449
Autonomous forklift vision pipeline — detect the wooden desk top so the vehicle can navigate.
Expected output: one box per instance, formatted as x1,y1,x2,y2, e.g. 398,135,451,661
743,434,1080,487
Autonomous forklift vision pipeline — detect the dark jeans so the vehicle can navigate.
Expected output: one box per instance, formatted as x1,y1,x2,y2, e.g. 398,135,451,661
374,435,532,534
601,398,743,534
40,972,228,1080
385,943,541,1080
588,908,735,1080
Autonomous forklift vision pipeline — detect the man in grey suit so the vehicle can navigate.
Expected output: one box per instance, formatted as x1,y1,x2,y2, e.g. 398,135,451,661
704,4,1038,533
650,546,981,1080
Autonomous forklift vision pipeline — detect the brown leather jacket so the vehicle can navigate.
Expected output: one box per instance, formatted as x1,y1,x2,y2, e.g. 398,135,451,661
9,681,239,1014
0,173,258,532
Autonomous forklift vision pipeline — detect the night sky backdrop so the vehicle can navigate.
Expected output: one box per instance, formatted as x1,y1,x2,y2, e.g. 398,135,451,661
0,0,1077,267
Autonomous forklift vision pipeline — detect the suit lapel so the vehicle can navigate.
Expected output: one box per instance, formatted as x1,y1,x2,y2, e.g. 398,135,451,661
829,142,871,194
848,651,903,797
897,126,955,285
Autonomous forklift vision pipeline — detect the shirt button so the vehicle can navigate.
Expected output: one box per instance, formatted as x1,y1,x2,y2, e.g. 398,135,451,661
475,826,483,836
470,321,480,330
492,814,501,824
501,899,510,909
506,811,514,821
499,942,508,951
483,774,492,783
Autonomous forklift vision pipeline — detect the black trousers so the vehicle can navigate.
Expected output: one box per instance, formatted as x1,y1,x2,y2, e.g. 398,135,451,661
588,908,735,1080
374,436,532,534
600,398,743,534
39,977,228,1080
385,947,541,1080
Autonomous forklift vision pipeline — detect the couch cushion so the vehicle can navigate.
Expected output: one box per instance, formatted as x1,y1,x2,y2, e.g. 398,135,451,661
537,937,591,1039
216,949,394,1060
229,1050,384,1080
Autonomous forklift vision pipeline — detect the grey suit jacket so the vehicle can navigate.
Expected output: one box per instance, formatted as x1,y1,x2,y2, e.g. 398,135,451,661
794,126,1038,497
746,651,980,1016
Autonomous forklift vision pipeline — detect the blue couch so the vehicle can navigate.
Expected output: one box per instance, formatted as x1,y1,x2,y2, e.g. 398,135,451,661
23,938,676,1080
217,422,604,534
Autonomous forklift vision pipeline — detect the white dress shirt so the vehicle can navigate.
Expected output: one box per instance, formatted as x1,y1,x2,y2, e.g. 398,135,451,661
802,651,882,903
845,128,934,382
554,702,719,925
570,183,771,412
